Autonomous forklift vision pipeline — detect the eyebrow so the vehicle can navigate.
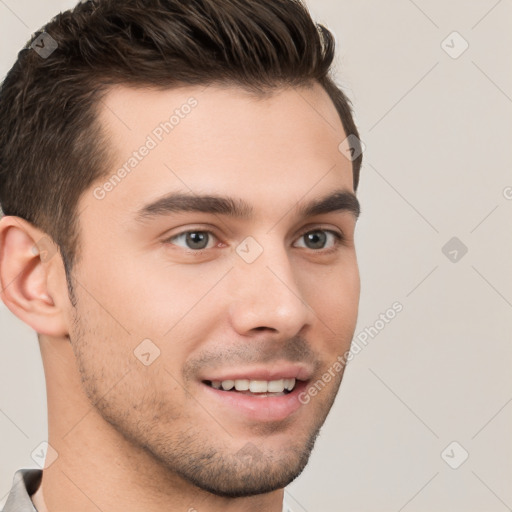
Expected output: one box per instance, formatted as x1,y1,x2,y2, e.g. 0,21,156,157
135,188,360,223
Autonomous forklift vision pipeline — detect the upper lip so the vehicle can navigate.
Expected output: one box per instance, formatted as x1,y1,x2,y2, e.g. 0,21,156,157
200,363,313,383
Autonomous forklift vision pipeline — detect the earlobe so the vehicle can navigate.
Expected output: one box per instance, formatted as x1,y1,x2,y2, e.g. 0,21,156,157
0,216,69,337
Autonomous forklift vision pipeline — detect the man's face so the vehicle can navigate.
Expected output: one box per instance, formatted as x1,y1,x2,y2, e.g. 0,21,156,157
66,83,360,497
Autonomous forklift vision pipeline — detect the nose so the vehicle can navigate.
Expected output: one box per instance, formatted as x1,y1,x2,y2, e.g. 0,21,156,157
227,237,315,339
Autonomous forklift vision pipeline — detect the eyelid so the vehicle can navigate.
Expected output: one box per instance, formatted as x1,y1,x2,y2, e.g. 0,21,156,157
295,224,344,239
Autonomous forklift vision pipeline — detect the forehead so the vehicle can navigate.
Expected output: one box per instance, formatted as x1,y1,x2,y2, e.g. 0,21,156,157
83,83,354,226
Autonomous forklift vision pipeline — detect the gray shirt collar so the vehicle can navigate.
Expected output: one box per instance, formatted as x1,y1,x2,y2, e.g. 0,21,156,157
2,468,40,512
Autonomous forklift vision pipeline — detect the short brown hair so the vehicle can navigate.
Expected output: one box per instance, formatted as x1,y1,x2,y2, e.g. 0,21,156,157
0,0,362,277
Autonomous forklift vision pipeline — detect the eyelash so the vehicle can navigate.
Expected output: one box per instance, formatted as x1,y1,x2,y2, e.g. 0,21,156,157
163,227,345,254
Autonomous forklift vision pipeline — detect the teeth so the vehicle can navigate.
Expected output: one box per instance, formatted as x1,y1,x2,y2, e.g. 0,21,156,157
220,380,235,391
284,378,296,391
234,379,249,390
249,380,268,393
267,379,284,392
211,378,297,393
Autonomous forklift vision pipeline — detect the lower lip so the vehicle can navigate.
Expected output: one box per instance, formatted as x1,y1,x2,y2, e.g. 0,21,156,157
200,380,309,422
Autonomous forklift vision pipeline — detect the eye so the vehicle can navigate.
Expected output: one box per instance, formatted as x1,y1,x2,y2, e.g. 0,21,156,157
165,230,218,251
163,228,344,253
293,229,343,251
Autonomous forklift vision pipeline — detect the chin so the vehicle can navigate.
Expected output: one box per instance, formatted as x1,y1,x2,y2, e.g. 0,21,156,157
169,426,321,498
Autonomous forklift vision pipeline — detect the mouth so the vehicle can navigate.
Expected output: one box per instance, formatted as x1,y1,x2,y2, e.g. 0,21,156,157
199,371,311,422
202,378,297,397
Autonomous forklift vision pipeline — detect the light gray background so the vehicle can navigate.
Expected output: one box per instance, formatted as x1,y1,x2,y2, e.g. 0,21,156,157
1,1,511,511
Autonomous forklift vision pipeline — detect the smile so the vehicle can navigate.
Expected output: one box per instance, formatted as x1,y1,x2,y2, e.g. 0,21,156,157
200,377,310,422
204,378,297,396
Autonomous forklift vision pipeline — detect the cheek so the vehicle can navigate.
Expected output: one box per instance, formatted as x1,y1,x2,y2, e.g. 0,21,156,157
100,252,230,338
70,297,188,420
306,261,360,333
70,295,134,385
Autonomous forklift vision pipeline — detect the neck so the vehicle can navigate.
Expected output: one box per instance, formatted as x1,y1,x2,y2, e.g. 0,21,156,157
31,478,49,512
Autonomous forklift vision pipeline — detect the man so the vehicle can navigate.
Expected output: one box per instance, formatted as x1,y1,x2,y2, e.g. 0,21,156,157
0,0,363,510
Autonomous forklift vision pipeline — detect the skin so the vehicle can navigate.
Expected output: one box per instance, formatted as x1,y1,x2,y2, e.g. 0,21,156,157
0,82,360,512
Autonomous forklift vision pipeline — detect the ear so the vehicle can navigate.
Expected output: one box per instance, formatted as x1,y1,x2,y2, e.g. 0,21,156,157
0,215,70,337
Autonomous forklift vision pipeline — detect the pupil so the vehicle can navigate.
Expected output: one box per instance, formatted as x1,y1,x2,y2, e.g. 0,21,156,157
306,231,326,249
187,232,208,249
